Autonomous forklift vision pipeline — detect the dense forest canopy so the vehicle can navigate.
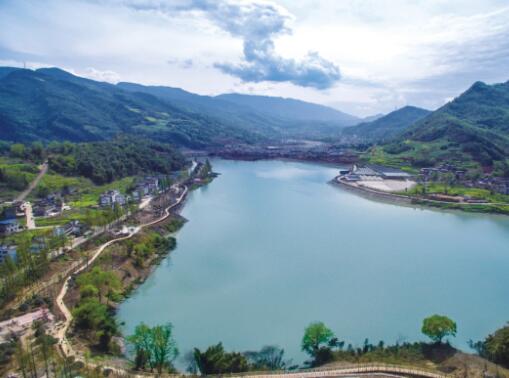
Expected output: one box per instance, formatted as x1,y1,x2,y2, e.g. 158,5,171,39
47,137,186,184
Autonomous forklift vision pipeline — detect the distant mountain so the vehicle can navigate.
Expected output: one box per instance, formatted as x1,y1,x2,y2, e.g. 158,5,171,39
382,80,509,167
216,93,360,125
0,67,263,147
118,85,360,139
0,66,362,147
343,106,430,142
117,82,280,138
360,113,384,123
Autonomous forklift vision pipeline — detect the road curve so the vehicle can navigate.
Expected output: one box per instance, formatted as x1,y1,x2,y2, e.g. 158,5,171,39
51,185,188,366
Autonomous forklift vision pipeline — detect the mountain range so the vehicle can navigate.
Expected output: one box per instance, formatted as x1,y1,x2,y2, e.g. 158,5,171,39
0,67,362,147
1,66,508,169
342,106,431,142
381,80,509,167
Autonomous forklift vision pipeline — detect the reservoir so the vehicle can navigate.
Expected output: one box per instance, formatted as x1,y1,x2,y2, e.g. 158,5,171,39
118,159,509,368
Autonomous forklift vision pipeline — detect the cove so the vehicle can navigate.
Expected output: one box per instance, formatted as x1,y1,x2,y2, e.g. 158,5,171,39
118,159,509,368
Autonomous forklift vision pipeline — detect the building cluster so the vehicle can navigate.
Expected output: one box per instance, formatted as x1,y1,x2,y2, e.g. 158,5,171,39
99,189,127,208
340,164,413,182
131,176,161,201
419,163,509,195
419,163,466,181
53,220,87,238
477,177,509,195
33,193,63,218
99,176,167,207
0,206,20,236
0,236,50,264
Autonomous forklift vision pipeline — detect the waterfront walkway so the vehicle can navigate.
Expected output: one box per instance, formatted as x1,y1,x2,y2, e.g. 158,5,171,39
50,185,188,369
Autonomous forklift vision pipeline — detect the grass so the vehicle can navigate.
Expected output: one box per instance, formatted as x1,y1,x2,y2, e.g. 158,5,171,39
67,176,136,208
411,198,509,215
406,183,509,203
0,228,53,245
364,142,482,172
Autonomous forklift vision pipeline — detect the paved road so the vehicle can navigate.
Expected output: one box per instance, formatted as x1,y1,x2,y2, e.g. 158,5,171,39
51,185,188,369
14,162,48,202
21,201,35,229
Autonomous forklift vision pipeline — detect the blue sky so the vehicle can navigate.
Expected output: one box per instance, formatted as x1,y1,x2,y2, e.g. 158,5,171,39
1,0,508,116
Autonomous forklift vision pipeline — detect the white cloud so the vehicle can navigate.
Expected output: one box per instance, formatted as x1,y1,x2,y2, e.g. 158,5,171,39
0,0,508,116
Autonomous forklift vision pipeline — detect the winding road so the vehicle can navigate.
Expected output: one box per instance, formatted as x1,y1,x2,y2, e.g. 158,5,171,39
14,162,48,203
51,185,188,365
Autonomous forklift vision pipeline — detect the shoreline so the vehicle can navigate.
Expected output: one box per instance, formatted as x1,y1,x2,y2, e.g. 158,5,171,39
332,177,509,217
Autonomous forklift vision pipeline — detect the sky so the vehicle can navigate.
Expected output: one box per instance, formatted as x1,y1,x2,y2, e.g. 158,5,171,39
1,0,508,117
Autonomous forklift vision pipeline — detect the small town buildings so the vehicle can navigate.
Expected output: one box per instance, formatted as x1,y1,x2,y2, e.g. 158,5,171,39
53,220,85,238
135,177,160,196
99,190,127,207
0,219,20,236
492,178,509,195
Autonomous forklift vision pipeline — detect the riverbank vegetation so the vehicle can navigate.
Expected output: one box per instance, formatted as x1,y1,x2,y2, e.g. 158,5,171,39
120,314,509,377
65,219,183,357
46,136,186,184
0,229,68,309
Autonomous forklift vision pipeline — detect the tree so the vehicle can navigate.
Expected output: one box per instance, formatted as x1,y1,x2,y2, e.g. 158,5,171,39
193,343,249,375
128,323,154,371
421,314,457,343
76,267,121,304
301,322,335,357
151,323,178,374
473,323,509,368
127,323,178,374
10,143,25,159
244,345,288,370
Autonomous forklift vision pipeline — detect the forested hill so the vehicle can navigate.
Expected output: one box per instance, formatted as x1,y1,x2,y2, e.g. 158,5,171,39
215,93,359,124
379,80,509,168
342,106,430,142
0,66,361,147
118,84,360,139
48,136,186,184
0,67,262,147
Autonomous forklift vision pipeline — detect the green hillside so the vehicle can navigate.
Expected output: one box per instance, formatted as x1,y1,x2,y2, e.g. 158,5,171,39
376,80,509,169
119,84,360,139
0,67,260,148
342,106,430,142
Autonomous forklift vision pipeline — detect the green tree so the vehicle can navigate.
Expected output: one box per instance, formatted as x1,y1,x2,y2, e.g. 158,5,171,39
477,323,509,368
127,323,153,371
301,322,335,357
151,323,179,374
193,342,249,375
10,143,26,158
421,314,457,343
76,267,120,304
127,323,178,374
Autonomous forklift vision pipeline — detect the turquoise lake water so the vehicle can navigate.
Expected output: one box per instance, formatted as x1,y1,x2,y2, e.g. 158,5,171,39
118,159,509,368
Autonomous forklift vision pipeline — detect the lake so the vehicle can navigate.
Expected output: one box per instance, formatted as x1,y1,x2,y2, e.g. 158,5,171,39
118,159,509,368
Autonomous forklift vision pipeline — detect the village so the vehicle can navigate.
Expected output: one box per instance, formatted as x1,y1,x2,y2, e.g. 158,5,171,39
336,162,509,204
0,160,213,266
0,160,215,348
